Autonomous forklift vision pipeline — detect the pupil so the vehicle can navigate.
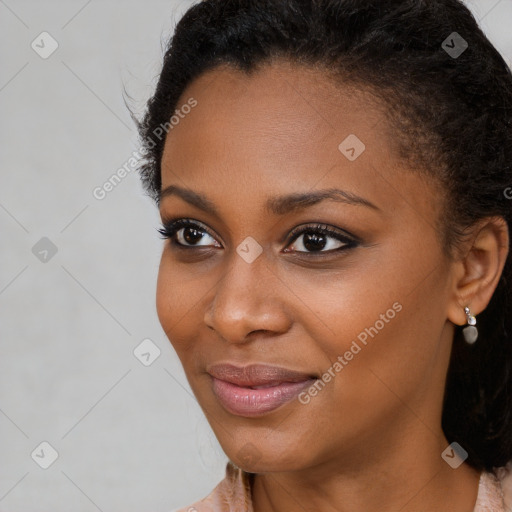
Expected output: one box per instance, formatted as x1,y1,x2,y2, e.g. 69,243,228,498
303,232,326,251
184,227,204,244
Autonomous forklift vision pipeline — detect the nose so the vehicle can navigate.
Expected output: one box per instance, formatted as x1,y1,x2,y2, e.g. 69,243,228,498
203,248,292,344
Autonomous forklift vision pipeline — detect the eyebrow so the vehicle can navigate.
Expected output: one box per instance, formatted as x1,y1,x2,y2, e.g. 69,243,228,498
158,184,381,216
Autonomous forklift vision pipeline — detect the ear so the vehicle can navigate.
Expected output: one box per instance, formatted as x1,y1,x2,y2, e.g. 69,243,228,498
447,216,509,326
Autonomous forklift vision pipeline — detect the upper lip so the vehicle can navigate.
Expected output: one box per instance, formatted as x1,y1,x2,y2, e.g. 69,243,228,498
207,363,316,387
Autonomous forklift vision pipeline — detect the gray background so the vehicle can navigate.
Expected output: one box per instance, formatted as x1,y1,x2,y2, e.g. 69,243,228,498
0,1,511,510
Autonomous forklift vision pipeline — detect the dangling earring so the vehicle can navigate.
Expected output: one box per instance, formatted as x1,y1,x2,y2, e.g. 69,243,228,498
462,306,478,344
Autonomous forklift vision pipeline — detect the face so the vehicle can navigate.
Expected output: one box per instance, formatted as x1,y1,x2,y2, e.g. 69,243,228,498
156,61,456,474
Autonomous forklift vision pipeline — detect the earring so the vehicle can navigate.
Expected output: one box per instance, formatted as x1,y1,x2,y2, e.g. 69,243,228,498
462,306,478,344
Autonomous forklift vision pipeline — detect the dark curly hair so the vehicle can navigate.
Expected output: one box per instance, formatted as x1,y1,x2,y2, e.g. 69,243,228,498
135,0,512,472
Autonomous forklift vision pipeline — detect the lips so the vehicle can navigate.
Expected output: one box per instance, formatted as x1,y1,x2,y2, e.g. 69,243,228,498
207,363,315,387
207,363,317,416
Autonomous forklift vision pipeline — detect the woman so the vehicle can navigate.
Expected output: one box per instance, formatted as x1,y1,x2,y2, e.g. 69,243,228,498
136,0,512,510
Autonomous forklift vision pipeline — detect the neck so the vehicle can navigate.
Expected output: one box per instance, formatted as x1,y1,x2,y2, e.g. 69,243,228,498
251,427,481,512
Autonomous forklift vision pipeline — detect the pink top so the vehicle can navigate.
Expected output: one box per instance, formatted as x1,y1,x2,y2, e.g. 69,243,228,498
174,461,512,512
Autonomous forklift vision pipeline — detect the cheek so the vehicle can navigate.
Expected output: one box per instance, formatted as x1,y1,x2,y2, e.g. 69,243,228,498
155,253,174,334
155,250,225,376
290,236,449,398
277,259,403,356
155,252,203,353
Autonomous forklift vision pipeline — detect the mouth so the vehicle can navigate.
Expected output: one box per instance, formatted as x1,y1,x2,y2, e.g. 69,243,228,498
207,363,318,417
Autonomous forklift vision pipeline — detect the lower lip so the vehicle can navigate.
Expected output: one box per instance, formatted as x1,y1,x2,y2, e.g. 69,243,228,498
211,377,315,417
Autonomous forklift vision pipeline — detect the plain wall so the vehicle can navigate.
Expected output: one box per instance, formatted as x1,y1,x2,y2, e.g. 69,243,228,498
1,0,511,510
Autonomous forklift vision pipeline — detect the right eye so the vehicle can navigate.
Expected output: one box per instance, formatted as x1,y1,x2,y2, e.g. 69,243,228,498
157,218,222,249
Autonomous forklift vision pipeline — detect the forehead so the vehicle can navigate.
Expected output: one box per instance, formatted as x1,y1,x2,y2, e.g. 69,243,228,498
165,60,388,157
160,61,440,226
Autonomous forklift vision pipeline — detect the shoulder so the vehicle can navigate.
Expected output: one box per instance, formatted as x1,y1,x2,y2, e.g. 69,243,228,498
476,462,512,512
171,462,253,512
496,462,512,512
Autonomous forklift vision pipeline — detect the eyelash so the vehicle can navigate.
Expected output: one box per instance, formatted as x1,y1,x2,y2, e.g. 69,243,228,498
157,218,359,255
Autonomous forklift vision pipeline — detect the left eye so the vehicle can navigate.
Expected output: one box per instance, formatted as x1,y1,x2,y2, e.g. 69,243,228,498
284,224,358,254
157,219,358,254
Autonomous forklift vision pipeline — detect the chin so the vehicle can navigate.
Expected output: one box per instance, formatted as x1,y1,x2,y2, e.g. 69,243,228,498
218,429,314,473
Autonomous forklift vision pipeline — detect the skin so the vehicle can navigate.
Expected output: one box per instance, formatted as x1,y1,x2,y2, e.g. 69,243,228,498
155,60,509,512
